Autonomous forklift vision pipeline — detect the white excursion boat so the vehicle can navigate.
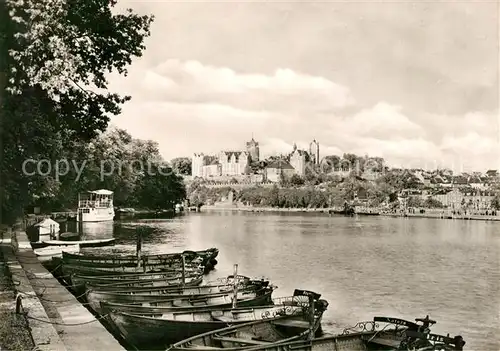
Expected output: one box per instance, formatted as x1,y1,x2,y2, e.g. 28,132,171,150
77,189,115,222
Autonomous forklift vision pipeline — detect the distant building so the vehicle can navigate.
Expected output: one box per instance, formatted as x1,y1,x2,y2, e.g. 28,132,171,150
265,159,295,183
218,151,250,176
430,188,494,210
309,139,320,165
191,153,208,178
191,137,258,179
246,138,260,162
289,143,308,177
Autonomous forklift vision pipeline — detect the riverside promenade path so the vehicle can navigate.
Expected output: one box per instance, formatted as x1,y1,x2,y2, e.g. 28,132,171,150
0,237,35,351
0,227,124,351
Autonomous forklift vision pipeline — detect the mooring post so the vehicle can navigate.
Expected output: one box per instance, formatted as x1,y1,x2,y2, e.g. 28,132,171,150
181,253,186,287
136,227,143,269
308,293,315,341
232,264,238,309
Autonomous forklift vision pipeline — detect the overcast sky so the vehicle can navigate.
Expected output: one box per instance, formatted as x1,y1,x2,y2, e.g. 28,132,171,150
108,0,499,172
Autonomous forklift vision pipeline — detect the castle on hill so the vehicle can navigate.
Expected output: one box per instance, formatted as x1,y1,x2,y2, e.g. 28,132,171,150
191,137,320,182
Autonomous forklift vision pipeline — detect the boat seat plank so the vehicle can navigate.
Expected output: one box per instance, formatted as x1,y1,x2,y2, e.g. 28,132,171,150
212,336,270,345
186,345,221,349
272,319,309,328
212,316,233,322
231,309,254,314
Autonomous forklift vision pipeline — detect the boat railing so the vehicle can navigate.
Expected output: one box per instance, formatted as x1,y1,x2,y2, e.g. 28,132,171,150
78,199,113,208
341,320,379,335
273,295,311,308
342,317,416,338
259,304,306,319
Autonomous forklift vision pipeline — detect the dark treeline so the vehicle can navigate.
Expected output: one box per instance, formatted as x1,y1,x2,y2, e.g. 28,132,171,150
1,1,184,224
31,128,186,213
188,175,402,209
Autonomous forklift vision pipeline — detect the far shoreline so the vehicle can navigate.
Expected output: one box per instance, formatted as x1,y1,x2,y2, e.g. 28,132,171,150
199,205,500,222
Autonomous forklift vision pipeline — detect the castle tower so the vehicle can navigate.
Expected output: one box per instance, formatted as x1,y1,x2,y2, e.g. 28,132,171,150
246,137,260,162
192,153,205,177
309,139,320,165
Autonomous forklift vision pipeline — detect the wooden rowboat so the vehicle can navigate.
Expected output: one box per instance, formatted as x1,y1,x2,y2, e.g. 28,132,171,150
61,262,203,279
87,286,275,314
166,290,328,351
32,238,116,249
100,293,314,316
71,271,202,289
71,273,204,294
108,302,317,349
168,314,465,351
63,247,219,265
86,274,253,292
99,290,275,315
34,244,80,262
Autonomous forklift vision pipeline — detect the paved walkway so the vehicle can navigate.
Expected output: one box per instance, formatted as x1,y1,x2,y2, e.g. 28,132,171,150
0,244,35,351
1,228,125,351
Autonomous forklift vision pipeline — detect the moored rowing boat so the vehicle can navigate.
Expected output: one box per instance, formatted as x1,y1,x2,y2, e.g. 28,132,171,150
99,290,275,315
108,301,317,349
167,314,465,351
34,244,80,262
87,285,275,314
62,247,218,266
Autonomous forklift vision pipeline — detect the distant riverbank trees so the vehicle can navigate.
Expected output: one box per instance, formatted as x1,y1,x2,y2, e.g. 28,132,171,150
28,128,186,213
1,0,154,223
186,173,398,209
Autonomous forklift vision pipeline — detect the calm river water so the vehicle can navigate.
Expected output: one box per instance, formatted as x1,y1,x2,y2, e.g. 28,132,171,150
74,211,500,351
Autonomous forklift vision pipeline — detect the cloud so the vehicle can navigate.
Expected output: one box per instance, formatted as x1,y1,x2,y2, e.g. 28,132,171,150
130,59,355,115
109,59,499,171
333,102,424,140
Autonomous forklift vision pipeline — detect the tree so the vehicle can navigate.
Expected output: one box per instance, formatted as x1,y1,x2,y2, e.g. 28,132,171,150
135,166,186,211
170,157,192,175
342,153,359,173
491,197,500,210
423,197,444,208
407,196,423,208
320,155,341,174
289,174,305,187
1,0,154,223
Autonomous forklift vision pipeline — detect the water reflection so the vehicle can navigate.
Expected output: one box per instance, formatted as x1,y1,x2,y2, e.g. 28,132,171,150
61,211,500,350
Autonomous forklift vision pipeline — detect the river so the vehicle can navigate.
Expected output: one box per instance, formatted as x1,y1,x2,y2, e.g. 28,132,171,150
73,211,500,351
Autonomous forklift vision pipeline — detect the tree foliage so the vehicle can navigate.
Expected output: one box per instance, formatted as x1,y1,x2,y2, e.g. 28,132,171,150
30,128,186,212
1,0,154,223
170,157,192,175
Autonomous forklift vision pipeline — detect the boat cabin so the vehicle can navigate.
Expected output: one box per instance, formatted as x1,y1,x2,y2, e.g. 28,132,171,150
77,190,115,222
78,190,114,210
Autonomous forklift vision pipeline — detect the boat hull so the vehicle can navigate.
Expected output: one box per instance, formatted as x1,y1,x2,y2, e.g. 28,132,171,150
61,262,203,282
168,312,326,351
77,207,114,222
72,274,203,294
62,248,217,267
109,305,308,349
99,289,275,315
31,238,116,249
34,245,80,262
88,287,273,314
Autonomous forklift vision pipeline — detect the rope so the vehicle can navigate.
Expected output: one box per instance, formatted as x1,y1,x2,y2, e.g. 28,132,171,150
24,312,110,326
15,287,90,303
